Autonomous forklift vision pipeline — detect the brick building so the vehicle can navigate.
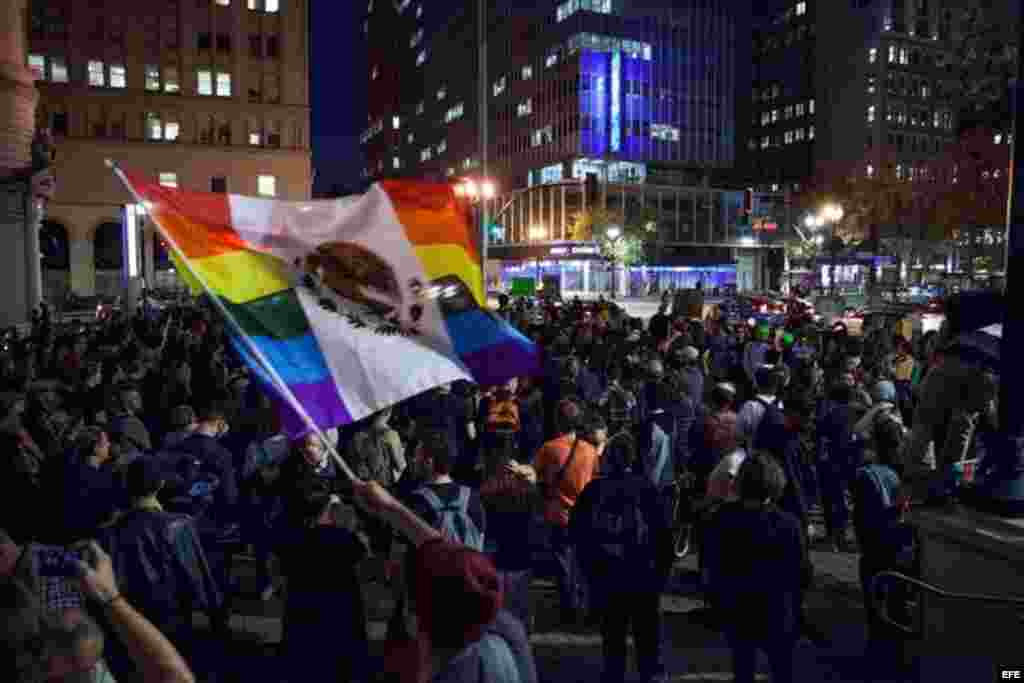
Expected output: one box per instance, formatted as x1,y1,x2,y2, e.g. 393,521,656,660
27,0,311,298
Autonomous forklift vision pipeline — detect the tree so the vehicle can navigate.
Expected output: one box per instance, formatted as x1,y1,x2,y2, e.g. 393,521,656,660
926,126,1010,278
568,205,656,267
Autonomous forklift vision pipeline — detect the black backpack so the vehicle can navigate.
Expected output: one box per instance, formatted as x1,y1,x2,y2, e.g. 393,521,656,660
587,488,654,570
753,397,787,446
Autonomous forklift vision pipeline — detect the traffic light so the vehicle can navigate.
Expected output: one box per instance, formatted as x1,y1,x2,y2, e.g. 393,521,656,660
585,173,599,205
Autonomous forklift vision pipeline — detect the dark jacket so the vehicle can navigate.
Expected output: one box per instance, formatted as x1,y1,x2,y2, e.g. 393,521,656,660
169,433,240,510
98,508,223,629
754,418,810,531
703,501,806,641
569,472,674,587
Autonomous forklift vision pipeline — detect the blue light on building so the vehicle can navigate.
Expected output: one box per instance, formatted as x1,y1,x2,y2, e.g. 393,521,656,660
610,49,621,153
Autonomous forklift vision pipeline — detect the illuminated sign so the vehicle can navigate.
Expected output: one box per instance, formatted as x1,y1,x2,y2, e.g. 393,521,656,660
610,50,621,152
550,246,599,256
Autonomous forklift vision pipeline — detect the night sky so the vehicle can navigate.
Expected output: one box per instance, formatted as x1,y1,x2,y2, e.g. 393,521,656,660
310,0,367,196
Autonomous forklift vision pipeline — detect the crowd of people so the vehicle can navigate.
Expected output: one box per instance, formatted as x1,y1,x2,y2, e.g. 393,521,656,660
0,289,988,683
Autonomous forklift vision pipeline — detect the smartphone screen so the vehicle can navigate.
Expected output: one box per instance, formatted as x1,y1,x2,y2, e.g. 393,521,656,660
37,547,85,578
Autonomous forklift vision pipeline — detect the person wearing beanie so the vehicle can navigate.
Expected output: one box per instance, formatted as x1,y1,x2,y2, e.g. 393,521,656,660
570,430,674,683
852,380,905,443
97,458,224,670
351,481,538,683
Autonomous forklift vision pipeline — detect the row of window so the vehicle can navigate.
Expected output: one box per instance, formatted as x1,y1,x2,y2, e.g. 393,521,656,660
31,56,256,99
874,132,946,156
42,106,298,149
194,32,282,58
158,171,278,197
868,43,961,71
555,0,612,23
751,126,816,150
867,104,953,130
754,22,814,56
214,0,281,10
757,100,815,126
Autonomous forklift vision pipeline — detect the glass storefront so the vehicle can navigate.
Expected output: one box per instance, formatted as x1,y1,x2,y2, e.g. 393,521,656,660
497,261,735,296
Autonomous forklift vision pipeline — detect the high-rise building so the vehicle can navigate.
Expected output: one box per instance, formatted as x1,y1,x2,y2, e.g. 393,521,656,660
747,0,1018,193
363,1,781,296
27,0,312,299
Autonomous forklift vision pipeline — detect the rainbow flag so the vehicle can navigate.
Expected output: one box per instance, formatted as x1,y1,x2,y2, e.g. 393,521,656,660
114,167,539,437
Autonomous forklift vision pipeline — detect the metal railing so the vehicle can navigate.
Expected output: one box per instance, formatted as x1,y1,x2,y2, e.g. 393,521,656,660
870,570,1024,637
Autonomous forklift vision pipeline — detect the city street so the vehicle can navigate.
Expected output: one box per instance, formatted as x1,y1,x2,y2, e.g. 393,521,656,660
200,533,878,683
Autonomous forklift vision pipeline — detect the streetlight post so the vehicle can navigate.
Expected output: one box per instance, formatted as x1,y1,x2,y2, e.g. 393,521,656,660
529,225,546,293
606,226,622,300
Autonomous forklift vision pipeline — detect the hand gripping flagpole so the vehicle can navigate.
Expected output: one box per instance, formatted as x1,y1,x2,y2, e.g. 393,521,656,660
107,160,358,482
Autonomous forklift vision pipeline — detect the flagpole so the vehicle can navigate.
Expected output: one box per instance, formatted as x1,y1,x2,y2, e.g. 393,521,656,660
107,160,357,482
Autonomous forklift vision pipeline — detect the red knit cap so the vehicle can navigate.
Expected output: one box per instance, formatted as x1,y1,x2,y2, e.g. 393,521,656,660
412,540,504,650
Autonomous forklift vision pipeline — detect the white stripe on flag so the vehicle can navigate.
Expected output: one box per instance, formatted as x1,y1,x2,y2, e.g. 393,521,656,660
296,288,469,421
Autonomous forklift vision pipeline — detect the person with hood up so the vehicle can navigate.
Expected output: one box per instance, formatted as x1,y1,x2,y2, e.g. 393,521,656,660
570,426,674,683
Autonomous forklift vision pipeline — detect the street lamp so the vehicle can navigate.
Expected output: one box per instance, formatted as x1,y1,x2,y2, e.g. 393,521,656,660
453,176,498,294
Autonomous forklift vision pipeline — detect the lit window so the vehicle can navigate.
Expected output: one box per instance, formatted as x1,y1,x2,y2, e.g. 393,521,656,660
445,102,464,123
265,0,279,11
784,130,794,144
392,116,400,129
650,123,680,141
165,121,180,141
159,172,178,188
416,49,427,66
416,4,422,18
197,70,213,95
867,105,875,122
493,76,506,96
248,0,257,7
522,65,533,80
899,48,908,65
437,139,446,153
257,175,276,197
411,29,423,48
808,125,815,139
216,72,232,96
164,67,180,93
146,113,164,140
517,98,532,117
546,53,558,68
145,65,160,91
393,157,401,169
109,65,126,88
437,86,446,100
761,136,770,149
416,101,424,115
866,164,874,178
371,66,378,80
27,54,44,79
869,47,877,63
88,60,106,87
216,0,230,5
995,133,1003,144
50,57,67,83
896,164,904,180
795,2,806,16
771,109,779,122
795,127,805,140
407,132,414,143
397,0,410,12
808,99,815,114
795,102,805,116
420,147,432,161
249,131,262,145
888,45,896,63
784,105,793,119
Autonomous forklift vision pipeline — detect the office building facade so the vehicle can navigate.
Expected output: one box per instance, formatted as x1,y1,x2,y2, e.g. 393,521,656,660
27,0,312,298
362,1,784,294
747,0,1018,193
